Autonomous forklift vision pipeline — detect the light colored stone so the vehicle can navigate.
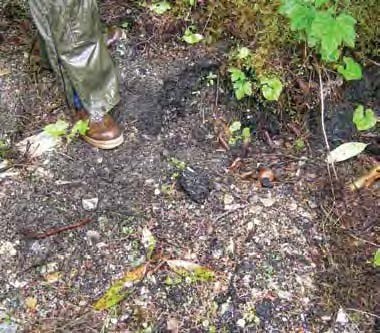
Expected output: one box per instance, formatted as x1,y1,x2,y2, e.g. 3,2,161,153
82,197,99,211
260,197,276,207
0,241,17,257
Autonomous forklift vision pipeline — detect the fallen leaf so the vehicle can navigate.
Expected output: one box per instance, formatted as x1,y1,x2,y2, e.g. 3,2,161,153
167,317,179,333
349,165,380,191
93,264,147,310
166,260,215,282
326,142,368,164
44,272,61,283
0,67,10,76
25,297,37,311
141,227,156,260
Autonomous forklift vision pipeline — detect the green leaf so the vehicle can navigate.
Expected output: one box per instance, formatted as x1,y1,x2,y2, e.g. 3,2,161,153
229,121,241,133
44,119,69,138
242,127,251,143
150,1,171,15
234,81,251,100
93,264,147,310
314,0,329,8
336,13,356,48
337,57,362,81
260,77,283,101
182,27,203,44
188,0,195,6
374,249,380,267
353,105,377,131
326,142,368,164
229,68,246,82
310,12,341,62
141,227,156,260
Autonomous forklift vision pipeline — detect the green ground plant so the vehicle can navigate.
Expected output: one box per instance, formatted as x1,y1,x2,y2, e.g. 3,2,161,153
44,119,89,143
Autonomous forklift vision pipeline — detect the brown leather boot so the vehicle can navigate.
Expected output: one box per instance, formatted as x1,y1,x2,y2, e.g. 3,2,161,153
76,110,124,150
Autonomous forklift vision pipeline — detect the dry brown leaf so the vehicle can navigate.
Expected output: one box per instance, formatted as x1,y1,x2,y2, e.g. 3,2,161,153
349,165,380,191
0,67,11,76
25,297,37,311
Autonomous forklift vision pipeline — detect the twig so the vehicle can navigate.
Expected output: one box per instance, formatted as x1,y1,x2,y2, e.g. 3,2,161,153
317,66,338,182
20,217,92,240
213,204,248,223
346,308,380,320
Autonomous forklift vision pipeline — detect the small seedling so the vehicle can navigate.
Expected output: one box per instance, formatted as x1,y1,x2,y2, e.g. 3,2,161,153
228,121,251,146
205,72,217,86
228,68,252,100
182,26,203,44
337,57,362,81
149,1,171,15
373,249,380,268
353,105,377,131
260,76,283,101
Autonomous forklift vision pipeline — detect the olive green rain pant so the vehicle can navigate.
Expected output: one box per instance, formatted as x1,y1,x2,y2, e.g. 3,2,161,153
29,0,120,118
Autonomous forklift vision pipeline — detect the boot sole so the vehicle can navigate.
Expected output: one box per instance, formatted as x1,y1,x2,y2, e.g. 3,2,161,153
82,134,124,150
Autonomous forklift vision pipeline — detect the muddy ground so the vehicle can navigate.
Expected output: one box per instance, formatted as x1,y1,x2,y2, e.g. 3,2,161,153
0,2,379,333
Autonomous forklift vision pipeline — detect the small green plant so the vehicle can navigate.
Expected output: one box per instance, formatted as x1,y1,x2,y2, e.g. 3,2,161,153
279,0,357,61
373,249,380,268
228,121,251,146
279,0,362,80
44,119,89,143
337,56,362,81
182,26,203,44
294,138,306,151
0,140,9,158
259,76,283,101
228,68,252,100
353,105,377,131
149,1,171,15
205,72,217,87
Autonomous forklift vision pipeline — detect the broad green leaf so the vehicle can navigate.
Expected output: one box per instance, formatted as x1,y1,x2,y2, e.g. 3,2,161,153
260,77,283,101
336,13,356,48
234,81,251,100
229,68,246,82
237,47,251,59
141,227,156,260
188,0,195,6
310,12,341,62
150,1,171,15
182,27,203,44
242,127,251,143
166,260,215,282
229,121,241,133
44,119,69,138
353,105,377,131
374,249,380,267
314,0,329,8
93,264,147,310
337,57,362,81
326,142,368,164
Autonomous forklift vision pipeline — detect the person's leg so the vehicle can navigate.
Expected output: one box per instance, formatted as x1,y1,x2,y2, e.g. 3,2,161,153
29,0,123,149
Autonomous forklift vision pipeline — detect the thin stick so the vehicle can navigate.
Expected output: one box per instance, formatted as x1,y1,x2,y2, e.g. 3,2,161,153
317,68,338,181
21,217,92,240
346,308,380,320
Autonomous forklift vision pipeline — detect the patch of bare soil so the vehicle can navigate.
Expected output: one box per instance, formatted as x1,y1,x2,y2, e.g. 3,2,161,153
1,2,378,333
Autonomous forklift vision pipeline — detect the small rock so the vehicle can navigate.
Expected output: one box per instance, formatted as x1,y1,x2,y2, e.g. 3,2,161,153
82,197,99,211
259,197,276,207
167,318,179,333
0,241,17,257
86,230,100,244
179,166,211,204
236,318,246,328
223,193,234,206
336,307,348,324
